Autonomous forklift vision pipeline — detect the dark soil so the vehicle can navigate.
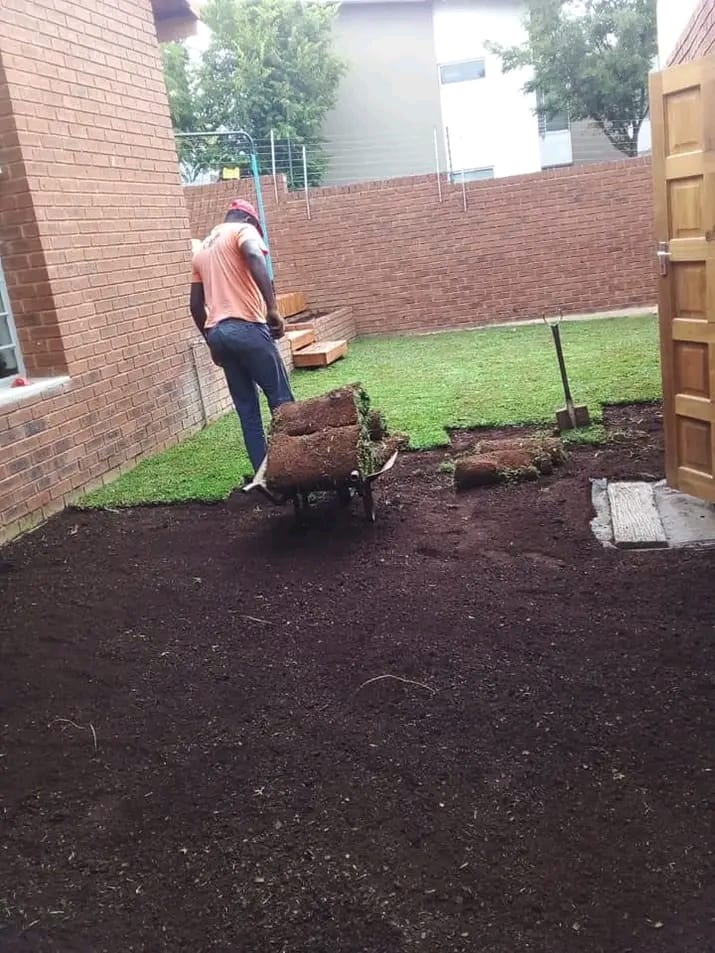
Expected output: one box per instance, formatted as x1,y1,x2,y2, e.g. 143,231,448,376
1,402,713,953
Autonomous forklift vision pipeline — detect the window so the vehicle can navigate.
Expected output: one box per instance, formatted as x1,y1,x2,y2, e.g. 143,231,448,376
439,59,486,85
537,90,569,135
0,259,25,386
449,166,494,184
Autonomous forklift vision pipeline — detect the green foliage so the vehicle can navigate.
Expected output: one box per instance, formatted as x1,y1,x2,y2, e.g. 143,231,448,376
80,315,661,508
162,42,194,131
162,42,221,182
489,0,657,157
162,0,345,184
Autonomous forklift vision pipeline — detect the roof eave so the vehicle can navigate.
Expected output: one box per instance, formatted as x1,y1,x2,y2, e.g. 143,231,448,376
151,0,202,42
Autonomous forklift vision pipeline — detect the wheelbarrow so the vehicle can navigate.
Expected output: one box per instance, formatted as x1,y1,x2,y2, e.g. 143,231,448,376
243,449,399,526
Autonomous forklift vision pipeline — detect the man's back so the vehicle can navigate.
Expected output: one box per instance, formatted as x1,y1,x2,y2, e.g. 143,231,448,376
191,222,267,329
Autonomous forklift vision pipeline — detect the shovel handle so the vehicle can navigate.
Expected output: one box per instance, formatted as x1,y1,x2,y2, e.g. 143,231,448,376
541,308,563,329
550,324,573,405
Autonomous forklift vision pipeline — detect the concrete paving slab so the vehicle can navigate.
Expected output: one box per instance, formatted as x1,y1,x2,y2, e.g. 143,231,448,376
653,480,715,549
591,478,715,550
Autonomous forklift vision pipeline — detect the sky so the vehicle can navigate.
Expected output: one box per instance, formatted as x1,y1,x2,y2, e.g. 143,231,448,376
185,19,212,59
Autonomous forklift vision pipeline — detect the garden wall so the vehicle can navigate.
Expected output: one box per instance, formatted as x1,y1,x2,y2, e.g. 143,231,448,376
185,157,656,336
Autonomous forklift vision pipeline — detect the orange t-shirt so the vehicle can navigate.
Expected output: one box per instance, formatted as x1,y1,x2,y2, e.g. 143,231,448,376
191,222,268,330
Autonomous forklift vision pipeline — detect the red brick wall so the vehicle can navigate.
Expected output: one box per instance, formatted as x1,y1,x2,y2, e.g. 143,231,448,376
186,158,656,336
669,0,715,64
0,0,231,542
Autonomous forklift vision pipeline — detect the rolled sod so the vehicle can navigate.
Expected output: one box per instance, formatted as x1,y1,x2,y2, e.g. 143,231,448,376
271,386,368,437
266,384,378,492
454,439,565,491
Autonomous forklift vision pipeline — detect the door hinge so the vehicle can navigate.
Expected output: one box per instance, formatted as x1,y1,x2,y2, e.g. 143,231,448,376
657,241,670,276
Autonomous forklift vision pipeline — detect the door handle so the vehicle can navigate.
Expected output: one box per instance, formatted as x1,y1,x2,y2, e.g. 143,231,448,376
657,241,670,276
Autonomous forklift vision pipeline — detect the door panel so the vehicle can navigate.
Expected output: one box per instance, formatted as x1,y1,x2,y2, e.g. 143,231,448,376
650,54,715,501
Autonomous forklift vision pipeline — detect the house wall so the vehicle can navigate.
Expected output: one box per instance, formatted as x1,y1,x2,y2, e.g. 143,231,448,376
666,0,715,64
322,1,445,186
433,0,652,172
323,0,642,186
186,157,655,338
0,0,230,543
432,0,542,177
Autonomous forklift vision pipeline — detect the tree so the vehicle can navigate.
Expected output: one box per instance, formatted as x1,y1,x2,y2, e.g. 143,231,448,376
489,0,657,157
162,0,345,184
162,42,215,182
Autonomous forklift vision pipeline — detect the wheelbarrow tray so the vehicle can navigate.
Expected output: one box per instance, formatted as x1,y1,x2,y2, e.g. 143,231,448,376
242,449,399,522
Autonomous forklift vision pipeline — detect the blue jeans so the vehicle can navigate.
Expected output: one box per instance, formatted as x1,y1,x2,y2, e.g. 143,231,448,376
207,319,294,471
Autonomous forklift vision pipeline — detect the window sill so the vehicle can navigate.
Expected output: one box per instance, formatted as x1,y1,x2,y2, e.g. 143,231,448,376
0,376,71,410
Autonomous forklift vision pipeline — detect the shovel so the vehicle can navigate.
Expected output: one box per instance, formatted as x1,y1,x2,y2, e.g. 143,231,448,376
543,311,591,431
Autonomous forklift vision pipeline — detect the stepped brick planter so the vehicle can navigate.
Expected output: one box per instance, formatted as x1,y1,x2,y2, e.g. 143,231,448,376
292,306,355,343
277,336,294,373
277,306,355,376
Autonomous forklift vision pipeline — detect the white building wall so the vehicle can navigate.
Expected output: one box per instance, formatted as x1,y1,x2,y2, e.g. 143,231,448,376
432,0,543,178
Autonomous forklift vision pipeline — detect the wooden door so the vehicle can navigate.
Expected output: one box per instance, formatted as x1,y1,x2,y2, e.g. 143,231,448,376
650,55,715,502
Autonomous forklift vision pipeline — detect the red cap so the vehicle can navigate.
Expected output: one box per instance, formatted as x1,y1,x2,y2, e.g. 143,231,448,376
227,199,263,236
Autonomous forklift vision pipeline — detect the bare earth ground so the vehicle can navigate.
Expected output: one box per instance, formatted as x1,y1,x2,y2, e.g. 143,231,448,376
0,403,713,953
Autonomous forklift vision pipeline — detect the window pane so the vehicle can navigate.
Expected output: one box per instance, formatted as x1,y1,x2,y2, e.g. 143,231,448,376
0,348,19,379
537,90,569,134
0,259,23,383
541,112,569,134
0,313,13,348
440,59,486,84
0,314,19,379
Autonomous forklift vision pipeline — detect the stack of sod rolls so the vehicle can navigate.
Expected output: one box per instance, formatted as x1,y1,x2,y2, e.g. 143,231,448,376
265,385,404,493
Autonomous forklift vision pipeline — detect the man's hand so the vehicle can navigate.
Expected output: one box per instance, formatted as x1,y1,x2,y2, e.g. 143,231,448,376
267,307,286,341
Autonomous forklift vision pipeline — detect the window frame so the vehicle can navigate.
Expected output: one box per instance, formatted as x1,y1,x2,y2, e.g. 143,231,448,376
438,58,487,85
449,166,495,184
0,258,26,387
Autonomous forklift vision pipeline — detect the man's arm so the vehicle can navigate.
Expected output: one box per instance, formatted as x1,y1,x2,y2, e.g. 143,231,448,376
240,239,284,339
190,282,207,337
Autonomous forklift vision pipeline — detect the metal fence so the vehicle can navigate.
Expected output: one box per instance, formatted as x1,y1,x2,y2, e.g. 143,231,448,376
177,119,651,220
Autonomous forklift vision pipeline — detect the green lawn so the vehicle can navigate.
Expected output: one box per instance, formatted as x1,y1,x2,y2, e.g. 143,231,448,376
81,314,661,508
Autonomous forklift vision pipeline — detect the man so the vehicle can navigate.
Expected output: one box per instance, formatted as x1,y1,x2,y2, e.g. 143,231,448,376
190,200,294,473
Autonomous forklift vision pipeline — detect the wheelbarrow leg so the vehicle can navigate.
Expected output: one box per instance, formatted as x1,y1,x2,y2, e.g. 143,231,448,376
361,483,376,523
292,492,309,528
